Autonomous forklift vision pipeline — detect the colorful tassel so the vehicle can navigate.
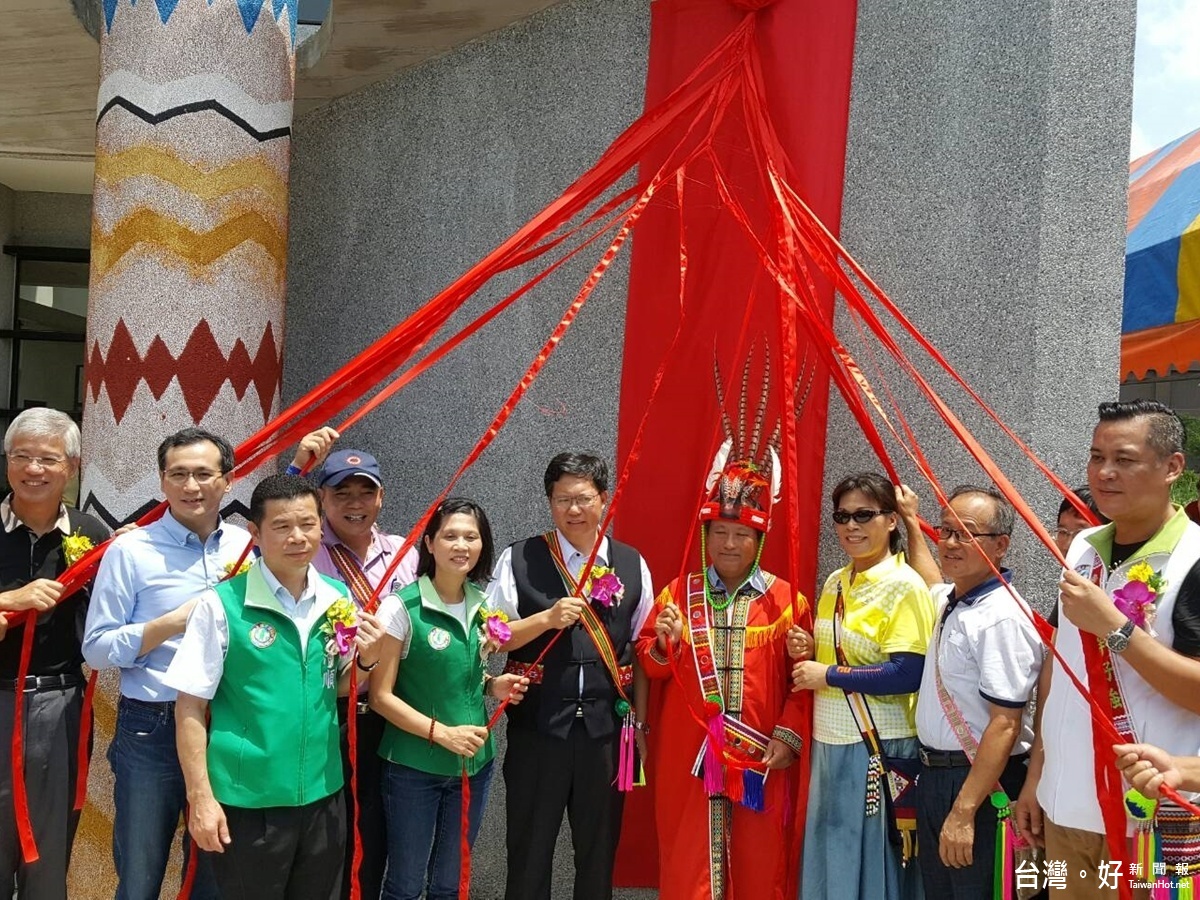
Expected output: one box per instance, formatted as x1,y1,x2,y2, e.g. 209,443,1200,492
703,713,726,796
741,768,765,813
616,713,636,792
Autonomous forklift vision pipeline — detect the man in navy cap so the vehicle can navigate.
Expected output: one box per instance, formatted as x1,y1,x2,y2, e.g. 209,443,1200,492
287,429,417,900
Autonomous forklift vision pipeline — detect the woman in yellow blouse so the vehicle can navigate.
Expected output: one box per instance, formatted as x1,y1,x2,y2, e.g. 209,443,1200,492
792,473,935,900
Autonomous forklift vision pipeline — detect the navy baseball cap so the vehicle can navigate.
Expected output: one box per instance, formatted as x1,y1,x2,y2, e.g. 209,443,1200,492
318,450,382,488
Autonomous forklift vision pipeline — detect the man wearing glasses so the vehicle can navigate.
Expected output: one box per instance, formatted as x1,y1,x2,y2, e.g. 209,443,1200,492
84,427,250,900
906,486,1042,897
487,452,654,900
0,408,109,898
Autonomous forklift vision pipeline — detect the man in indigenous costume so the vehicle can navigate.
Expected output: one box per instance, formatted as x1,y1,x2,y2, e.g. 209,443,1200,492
487,452,655,900
286,428,415,900
0,409,108,899
635,424,810,900
1015,400,1200,899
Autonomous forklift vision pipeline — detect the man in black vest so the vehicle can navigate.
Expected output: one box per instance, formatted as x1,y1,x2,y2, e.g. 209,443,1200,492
488,452,654,900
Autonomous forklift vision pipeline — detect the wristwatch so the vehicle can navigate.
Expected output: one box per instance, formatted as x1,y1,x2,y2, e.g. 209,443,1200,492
1105,618,1136,654
634,720,650,735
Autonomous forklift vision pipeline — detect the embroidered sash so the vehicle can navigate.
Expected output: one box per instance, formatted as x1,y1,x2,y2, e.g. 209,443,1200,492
328,544,375,610
542,532,632,705
685,572,768,813
1077,549,1200,879
833,579,919,865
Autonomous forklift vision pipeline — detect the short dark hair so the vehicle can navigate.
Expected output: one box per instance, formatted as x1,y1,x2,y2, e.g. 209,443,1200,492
249,475,321,526
1058,485,1106,523
158,427,235,475
1097,399,1185,458
945,484,1014,535
831,472,902,554
543,452,609,498
415,497,495,584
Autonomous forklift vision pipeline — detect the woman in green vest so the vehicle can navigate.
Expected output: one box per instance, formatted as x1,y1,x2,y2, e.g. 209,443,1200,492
370,497,528,900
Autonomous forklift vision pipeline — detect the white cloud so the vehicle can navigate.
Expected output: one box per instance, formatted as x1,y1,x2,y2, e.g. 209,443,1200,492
1131,0,1200,158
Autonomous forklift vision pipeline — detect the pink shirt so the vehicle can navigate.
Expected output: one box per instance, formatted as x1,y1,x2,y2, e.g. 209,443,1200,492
313,525,418,605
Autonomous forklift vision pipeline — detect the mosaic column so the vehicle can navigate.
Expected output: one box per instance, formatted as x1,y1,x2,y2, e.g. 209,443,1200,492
82,0,296,525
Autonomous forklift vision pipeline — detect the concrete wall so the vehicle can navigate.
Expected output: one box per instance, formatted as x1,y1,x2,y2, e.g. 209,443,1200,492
825,0,1135,600
12,190,91,248
285,1,652,896
283,0,1135,895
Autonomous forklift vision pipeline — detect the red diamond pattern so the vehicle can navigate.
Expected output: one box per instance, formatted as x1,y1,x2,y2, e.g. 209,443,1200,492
86,318,281,424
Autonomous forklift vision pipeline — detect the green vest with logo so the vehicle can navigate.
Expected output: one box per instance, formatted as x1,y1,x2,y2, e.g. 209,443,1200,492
207,566,346,808
378,576,493,776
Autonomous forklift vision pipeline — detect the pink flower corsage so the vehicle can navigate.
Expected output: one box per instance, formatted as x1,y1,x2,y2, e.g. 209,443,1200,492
1113,561,1166,629
587,567,625,608
478,607,511,661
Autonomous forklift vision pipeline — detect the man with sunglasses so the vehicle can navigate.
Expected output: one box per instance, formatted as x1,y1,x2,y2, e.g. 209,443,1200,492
84,428,251,900
487,452,654,900
907,486,1042,897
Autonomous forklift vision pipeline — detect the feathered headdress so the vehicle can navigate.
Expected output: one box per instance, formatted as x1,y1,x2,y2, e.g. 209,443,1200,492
700,343,782,533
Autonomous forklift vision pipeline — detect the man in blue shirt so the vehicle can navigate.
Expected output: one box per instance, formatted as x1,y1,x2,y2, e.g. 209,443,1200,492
83,428,251,900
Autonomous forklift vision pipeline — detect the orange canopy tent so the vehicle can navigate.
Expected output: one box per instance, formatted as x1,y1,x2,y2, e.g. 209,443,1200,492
1122,127,1200,380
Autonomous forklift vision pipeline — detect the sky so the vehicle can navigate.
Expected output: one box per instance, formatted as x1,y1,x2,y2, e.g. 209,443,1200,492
1131,0,1200,160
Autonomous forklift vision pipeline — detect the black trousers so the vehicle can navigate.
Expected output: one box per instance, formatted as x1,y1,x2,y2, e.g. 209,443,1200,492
338,700,387,900
210,791,346,900
503,721,623,900
915,753,1028,899
0,683,83,900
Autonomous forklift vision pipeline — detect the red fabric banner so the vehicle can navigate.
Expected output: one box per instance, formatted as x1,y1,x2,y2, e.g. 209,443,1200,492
614,0,859,888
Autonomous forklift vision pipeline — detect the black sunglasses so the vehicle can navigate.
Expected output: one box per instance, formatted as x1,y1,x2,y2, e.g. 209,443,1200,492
831,509,888,525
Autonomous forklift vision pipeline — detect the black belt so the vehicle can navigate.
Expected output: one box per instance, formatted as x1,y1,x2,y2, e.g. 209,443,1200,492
337,696,374,716
918,747,973,768
0,673,85,692
920,746,1029,769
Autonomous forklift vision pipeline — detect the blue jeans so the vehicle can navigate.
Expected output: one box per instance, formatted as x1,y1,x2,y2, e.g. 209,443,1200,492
108,698,217,900
381,759,493,900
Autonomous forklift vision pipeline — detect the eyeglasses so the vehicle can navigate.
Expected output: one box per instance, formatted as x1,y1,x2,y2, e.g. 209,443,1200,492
937,525,1003,543
6,452,68,470
1055,527,1081,542
164,469,225,486
831,509,887,525
551,493,600,510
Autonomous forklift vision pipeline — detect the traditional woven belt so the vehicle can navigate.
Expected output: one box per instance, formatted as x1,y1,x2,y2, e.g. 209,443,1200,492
503,660,545,683
502,661,633,687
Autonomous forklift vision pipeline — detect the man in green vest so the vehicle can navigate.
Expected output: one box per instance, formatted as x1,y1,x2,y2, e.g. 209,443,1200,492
164,474,384,900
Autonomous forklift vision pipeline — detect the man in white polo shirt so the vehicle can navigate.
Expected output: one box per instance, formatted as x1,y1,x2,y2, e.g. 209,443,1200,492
912,485,1042,897
1015,399,1200,898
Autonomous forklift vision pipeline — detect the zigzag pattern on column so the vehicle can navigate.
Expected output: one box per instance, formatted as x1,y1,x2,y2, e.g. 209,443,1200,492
85,318,281,423
102,0,298,42
80,491,252,530
91,207,287,282
94,145,288,208
97,71,293,140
